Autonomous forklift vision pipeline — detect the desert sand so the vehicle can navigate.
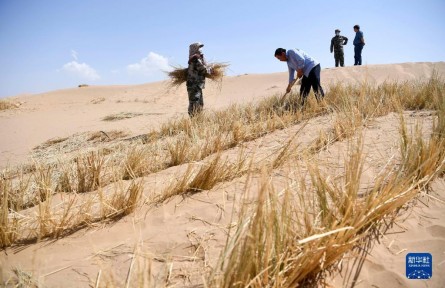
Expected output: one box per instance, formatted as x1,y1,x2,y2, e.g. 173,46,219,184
1,62,444,287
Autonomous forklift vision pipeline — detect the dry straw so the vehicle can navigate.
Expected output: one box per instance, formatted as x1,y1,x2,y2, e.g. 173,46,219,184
167,62,229,89
0,99,17,111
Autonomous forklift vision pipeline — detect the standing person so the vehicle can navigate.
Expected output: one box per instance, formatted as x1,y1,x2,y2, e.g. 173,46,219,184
187,42,210,117
330,29,348,67
353,25,365,65
274,48,324,106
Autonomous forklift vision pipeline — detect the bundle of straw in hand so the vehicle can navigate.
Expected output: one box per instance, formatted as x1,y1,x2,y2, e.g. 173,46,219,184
167,67,188,87
206,63,229,81
167,62,229,88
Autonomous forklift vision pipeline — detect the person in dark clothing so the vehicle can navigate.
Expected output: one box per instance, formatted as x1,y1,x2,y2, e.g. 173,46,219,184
330,29,348,67
186,42,211,117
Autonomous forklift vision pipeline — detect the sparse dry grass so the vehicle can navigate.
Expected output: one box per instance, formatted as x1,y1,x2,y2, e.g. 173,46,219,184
102,112,143,121
0,177,18,247
88,130,129,143
121,145,153,180
205,76,445,287
0,179,143,247
91,97,105,104
75,151,106,193
33,137,69,150
158,151,249,203
0,99,17,111
208,117,445,287
1,73,444,288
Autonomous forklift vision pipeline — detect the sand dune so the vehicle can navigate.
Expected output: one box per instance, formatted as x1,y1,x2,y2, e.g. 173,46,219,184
1,62,444,287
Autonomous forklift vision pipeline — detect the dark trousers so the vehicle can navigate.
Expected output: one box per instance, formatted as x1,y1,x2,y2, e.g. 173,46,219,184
334,49,345,67
354,45,363,65
187,85,204,117
300,64,324,104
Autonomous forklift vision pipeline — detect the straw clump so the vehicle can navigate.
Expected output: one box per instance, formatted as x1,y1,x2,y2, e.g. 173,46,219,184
167,62,229,88
167,66,188,87
0,99,18,111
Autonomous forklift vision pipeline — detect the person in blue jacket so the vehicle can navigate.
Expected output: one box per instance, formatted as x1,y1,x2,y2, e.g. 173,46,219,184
275,47,324,106
353,25,365,65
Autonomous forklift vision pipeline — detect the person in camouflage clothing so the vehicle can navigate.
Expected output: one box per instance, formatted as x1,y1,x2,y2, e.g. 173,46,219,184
330,29,348,67
187,42,211,117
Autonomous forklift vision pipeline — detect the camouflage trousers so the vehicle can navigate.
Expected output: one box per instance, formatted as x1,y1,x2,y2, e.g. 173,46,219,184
187,85,204,117
334,49,345,67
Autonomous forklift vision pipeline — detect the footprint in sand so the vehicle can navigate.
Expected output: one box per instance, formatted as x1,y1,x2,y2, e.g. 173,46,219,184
426,225,445,238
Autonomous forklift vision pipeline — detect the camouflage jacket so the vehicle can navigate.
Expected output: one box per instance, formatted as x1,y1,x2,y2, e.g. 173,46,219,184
330,35,348,52
187,55,209,88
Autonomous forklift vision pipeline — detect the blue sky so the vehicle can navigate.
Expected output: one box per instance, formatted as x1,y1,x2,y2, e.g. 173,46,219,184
1,0,444,98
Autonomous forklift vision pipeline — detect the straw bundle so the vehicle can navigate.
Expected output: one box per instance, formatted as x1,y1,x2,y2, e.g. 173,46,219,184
207,63,229,81
167,67,188,87
167,62,229,88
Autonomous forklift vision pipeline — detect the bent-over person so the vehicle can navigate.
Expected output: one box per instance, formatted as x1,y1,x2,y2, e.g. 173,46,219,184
274,48,324,106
